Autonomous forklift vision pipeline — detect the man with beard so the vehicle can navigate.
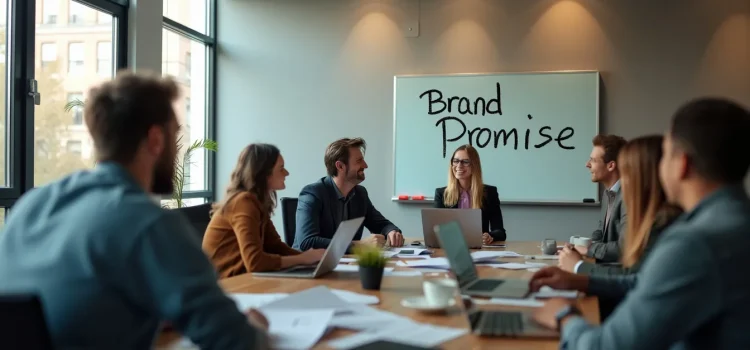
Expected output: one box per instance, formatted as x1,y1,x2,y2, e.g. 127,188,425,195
0,72,268,349
294,137,404,251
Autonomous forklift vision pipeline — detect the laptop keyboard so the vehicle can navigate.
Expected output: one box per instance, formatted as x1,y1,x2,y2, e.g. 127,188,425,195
466,279,504,292
470,311,525,336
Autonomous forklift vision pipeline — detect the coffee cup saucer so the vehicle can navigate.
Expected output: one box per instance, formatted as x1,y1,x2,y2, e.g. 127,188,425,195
400,296,456,313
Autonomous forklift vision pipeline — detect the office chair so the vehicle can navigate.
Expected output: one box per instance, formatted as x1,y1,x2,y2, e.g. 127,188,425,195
174,202,213,241
0,294,54,350
280,197,298,246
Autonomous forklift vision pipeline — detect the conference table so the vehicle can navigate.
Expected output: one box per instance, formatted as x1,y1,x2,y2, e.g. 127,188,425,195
157,241,599,349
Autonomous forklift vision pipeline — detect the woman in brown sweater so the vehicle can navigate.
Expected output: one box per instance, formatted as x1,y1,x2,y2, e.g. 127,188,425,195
202,144,325,278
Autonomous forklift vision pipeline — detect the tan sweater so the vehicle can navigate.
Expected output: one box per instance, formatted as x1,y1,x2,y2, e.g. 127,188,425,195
202,192,300,278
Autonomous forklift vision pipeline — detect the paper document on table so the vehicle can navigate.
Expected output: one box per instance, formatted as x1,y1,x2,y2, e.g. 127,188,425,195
524,254,559,260
228,293,289,312
331,289,380,305
260,286,356,312
266,309,334,350
334,265,394,273
471,251,522,260
328,304,414,331
474,286,578,308
485,262,549,270
534,286,579,299
385,270,423,277
381,251,399,258
327,322,467,349
339,257,356,263
403,257,450,269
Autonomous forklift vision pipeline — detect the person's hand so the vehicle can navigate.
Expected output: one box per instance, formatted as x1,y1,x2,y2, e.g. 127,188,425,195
386,230,404,247
246,308,269,331
558,246,583,272
482,232,494,245
364,234,386,247
529,266,589,293
299,249,326,265
574,244,589,256
532,298,575,330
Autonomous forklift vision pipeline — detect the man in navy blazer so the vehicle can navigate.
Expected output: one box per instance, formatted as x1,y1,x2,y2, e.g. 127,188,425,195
293,138,404,251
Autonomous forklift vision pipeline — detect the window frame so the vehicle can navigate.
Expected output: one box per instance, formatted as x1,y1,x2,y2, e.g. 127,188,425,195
0,0,128,208
162,0,216,202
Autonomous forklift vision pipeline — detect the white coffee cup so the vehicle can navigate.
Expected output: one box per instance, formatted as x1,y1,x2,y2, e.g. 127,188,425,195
569,236,592,247
422,278,457,307
576,237,592,247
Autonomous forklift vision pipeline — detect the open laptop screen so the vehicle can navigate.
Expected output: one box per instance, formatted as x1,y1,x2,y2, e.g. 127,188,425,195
434,221,479,288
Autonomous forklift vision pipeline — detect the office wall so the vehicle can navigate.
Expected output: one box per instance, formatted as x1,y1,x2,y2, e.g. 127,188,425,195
216,0,750,241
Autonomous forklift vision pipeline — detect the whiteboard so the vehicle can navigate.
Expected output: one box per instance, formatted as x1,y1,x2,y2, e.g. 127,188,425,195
392,71,600,205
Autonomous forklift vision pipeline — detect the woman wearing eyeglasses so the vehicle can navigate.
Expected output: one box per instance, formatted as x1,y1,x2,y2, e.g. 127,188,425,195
433,144,507,243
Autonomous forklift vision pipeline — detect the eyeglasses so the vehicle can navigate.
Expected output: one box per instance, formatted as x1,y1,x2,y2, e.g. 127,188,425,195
451,158,471,167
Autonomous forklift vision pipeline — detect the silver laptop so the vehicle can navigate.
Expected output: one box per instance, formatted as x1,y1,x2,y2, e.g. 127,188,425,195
434,221,529,298
421,208,483,249
464,302,558,338
253,217,365,279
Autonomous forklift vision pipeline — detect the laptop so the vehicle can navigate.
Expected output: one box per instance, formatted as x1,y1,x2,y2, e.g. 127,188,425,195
434,221,530,298
253,217,365,279
421,208,483,249
463,301,558,338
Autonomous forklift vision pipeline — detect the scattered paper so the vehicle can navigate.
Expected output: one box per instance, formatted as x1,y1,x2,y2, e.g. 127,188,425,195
381,251,399,258
260,286,356,312
328,304,414,330
229,293,289,312
334,265,394,273
339,258,356,263
473,286,579,308
395,255,431,259
331,289,380,305
266,309,334,350
328,322,467,349
485,262,549,270
385,270,423,277
471,251,522,260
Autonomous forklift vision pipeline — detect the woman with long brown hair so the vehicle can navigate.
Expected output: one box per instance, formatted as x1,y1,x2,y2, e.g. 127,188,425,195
560,135,683,276
434,144,506,243
202,143,325,278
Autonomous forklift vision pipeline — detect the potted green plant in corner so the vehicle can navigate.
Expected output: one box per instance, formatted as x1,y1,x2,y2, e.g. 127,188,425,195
353,244,388,290
64,99,218,208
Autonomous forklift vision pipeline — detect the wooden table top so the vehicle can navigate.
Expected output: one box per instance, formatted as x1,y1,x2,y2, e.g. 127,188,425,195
158,241,599,349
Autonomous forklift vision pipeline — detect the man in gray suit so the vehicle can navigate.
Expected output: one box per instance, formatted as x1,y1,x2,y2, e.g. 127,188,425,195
559,134,627,273
529,97,750,349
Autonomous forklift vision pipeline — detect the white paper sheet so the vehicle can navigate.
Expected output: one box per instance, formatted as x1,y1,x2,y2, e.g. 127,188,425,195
339,257,356,263
334,264,394,273
228,293,289,312
385,270,423,277
328,304,415,330
331,289,380,305
473,286,579,307
327,322,467,349
266,309,334,350
471,251,522,260
484,262,549,270
259,286,355,312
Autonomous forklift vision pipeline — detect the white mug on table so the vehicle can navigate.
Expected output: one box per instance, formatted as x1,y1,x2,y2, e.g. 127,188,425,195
569,236,592,247
422,278,457,307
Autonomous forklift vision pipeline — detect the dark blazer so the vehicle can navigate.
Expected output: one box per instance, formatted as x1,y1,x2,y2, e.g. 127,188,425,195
587,185,626,262
577,205,682,276
433,185,507,241
293,177,400,251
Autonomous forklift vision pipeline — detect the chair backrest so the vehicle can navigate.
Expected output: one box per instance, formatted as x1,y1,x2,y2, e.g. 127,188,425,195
174,202,213,241
280,197,298,246
0,294,54,349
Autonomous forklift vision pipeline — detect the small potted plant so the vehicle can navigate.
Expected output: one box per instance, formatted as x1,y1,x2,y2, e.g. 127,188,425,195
353,244,388,290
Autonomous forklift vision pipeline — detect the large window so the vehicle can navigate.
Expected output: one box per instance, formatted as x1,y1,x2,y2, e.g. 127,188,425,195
0,0,128,211
162,0,216,208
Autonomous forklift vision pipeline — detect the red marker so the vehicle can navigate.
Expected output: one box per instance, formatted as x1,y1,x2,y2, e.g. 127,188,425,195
412,195,425,200
398,195,409,200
